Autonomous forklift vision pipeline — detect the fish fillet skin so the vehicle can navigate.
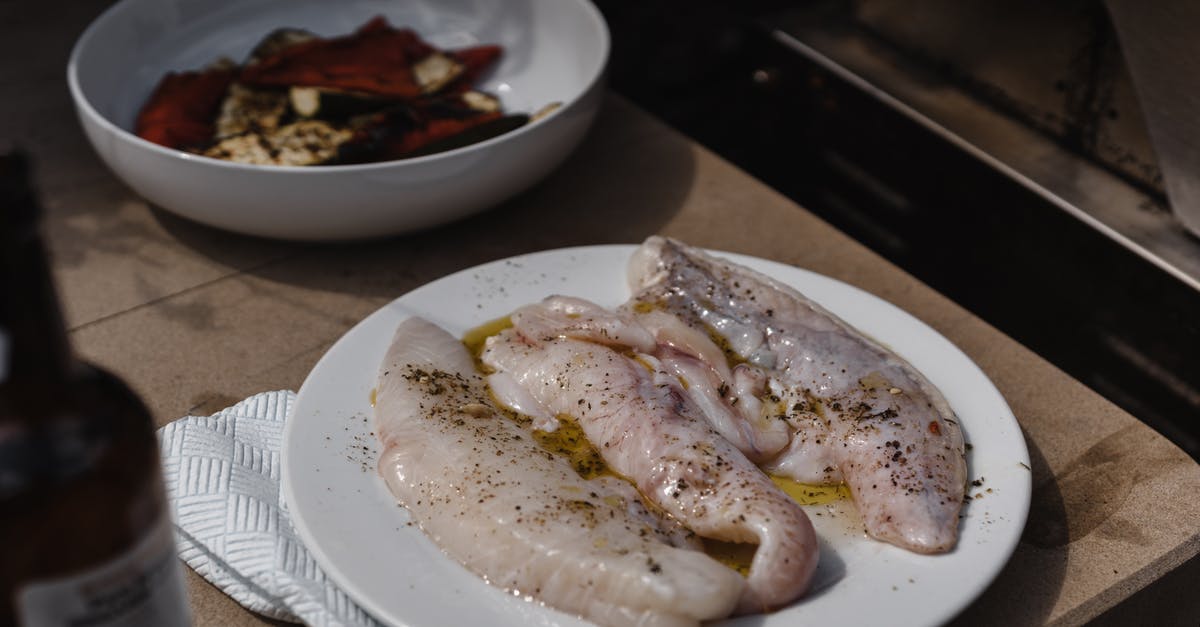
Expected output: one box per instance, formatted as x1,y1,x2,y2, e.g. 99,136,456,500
514,295,657,353
632,307,792,461
482,307,819,614
500,297,790,461
627,236,967,554
375,316,745,627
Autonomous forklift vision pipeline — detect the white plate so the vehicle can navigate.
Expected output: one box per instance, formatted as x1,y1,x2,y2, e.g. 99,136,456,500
283,245,1031,627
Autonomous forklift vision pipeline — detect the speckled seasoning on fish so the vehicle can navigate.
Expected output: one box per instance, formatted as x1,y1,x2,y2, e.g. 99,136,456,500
481,296,819,613
374,317,744,627
371,236,968,626
625,236,967,553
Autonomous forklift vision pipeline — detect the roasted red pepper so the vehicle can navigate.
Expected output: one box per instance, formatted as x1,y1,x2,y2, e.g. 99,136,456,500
337,99,506,163
240,17,436,98
135,67,235,149
448,45,503,92
133,16,514,165
383,110,504,157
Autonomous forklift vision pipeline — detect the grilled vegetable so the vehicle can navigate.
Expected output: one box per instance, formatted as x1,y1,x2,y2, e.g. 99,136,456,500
135,65,235,150
239,17,434,99
203,120,353,166
214,83,289,139
288,86,388,119
460,90,501,113
413,52,465,94
531,102,563,122
246,27,318,64
447,45,503,91
334,94,528,163
406,113,529,157
134,16,532,166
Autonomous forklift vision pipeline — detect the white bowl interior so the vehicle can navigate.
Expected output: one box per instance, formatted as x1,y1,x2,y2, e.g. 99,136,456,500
75,0,606,138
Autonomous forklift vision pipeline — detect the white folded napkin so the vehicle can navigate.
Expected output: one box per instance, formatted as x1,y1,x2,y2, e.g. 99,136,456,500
157,390,381,627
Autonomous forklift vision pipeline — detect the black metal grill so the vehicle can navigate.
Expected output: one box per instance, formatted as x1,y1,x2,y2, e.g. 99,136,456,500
596,0,1200,460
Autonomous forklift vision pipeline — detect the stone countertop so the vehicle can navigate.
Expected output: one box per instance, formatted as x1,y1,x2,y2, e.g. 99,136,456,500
6,2,1199,625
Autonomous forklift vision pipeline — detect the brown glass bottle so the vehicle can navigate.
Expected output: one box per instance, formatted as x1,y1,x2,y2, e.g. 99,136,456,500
0,154,191,626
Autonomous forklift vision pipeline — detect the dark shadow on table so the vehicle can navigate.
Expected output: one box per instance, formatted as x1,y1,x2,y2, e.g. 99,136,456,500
947,426,1068,625
152,96,696,301
1090,553,1200,627
950,416,1195,625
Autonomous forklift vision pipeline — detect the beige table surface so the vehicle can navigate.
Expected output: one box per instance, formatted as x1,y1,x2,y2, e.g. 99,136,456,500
7,2,1200,625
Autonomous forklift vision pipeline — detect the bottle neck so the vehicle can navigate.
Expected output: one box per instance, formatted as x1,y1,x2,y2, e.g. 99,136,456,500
1,205,75,389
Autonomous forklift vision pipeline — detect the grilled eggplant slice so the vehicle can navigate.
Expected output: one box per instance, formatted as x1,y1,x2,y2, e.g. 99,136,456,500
202,120,353,166
213,83,289,139
412,52,465,94
247,27,319,64
531,102,563,122
460,90,501,113
334,93,527,164
289,86,390,120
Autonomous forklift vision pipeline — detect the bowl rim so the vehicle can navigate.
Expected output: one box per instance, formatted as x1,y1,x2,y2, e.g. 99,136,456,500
65,0,611,174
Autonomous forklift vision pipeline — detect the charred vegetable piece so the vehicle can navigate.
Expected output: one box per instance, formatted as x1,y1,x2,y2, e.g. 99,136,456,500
460,90,501,113
406,113,529,157
246,27,319,64
531,101,563,122
202,120,353,166
335,97,510,163
239,17,437,99
135,67,235,149
413,52,465,94
447,45,504,92
288,86,389,119
214,83,289,139
134,16,518,166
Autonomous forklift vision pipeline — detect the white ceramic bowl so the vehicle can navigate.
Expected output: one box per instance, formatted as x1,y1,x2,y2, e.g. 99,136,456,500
67,0,608,241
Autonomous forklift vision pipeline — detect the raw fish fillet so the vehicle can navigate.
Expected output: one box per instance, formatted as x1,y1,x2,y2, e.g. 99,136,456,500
482,299,819,613
626,237,967,554
375,316,745,627
632,307,792,462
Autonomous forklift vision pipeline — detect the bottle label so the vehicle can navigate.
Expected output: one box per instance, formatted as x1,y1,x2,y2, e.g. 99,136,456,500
16,512,192,627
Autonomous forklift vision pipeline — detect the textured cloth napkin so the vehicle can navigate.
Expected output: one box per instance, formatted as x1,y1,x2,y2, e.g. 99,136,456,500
157,390,381,627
